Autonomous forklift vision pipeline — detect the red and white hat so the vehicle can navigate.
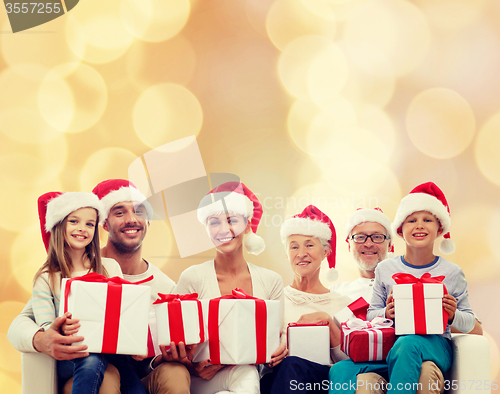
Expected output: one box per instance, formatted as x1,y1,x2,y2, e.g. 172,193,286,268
92,179,153,221
38,191,105,251
280,205,338,281
392,182,455,254
345,208,394,253
197,181,265,255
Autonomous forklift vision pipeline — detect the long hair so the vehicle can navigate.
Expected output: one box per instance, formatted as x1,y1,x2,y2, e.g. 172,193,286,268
33,209,108,291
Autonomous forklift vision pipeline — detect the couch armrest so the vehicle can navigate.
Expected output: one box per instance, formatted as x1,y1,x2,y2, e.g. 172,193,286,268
446,334,491,394
22,352,57,394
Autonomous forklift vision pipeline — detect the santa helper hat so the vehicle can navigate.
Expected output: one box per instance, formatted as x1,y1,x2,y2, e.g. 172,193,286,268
280,205,338,282
197,182,265,255
392,182,455,254
38,191,105,251
345,208,394,253
92,179,154,221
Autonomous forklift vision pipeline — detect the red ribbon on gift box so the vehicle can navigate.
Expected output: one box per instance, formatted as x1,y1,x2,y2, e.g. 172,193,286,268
208,288,267,365
63,273,153,354
347,297,370,321
392,273,448,334
153,293,205,345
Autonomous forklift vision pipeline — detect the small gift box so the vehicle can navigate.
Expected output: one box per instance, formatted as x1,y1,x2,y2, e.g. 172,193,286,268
60,273,152,355
392,273,448,335
287,322,330,365
334,297,369,327
154,293,205,346
192,288,280,365
341,317,395,362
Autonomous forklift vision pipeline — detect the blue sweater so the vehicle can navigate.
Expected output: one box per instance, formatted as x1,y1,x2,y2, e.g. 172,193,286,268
367,255,475,339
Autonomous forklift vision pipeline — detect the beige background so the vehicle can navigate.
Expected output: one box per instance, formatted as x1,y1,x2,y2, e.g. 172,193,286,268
0,0,499,391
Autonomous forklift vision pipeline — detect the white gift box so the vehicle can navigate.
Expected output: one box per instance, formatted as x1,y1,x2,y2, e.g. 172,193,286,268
287,324,330,365
193,298,280,365
333,297,369,327
393,283,446,335
155,298,205,346
60,277,151,355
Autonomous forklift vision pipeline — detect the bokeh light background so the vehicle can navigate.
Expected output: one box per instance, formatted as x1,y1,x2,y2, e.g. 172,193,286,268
0,0,499,391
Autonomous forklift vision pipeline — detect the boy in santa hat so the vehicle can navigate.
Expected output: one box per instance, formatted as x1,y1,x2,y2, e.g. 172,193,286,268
328,182,475,394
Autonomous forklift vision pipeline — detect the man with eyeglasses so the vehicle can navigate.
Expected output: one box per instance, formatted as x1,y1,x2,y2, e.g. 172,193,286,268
330,208,393,301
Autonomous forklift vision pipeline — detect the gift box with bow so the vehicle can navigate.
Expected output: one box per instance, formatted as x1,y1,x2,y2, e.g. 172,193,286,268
60,273,152,355
287,322,330,365
341,317,395,362
392,273,448,335
333,297,369,327
192,288,280,365
154,293,205,346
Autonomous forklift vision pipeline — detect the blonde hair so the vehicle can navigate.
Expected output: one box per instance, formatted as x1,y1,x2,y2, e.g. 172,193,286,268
33,209,108,291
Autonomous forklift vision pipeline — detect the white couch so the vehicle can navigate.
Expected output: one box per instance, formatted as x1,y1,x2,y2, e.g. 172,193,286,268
21,334,491,394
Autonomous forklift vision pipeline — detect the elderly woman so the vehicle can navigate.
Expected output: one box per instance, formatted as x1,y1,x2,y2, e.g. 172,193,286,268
175,181,286,394
261,205,352,394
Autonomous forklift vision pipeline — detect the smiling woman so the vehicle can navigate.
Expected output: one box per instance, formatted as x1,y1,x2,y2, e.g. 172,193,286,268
260,205,352,394
175,181,286,394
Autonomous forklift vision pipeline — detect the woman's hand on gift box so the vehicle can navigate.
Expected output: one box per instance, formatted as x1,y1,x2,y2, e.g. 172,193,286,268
442,294,457,323
268,343,288,368
191,359,226,380
61,313,81,336
296,311,341,348
153,342,198,369
385,293,395,319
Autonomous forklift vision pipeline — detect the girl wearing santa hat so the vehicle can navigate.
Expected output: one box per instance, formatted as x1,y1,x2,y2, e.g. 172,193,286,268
31,192,143,394
260,205,352,394
175,181,286,394
329,182,475,394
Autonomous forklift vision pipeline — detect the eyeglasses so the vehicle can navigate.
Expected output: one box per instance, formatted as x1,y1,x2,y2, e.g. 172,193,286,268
350,234,389,244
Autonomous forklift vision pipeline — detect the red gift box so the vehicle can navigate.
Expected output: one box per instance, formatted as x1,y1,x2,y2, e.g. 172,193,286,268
153,293,205,346
392,273,449,335
341,317,395,362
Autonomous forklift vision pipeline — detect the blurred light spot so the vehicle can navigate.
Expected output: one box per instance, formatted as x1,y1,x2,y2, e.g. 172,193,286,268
406,88,475,159
80,148,138,192
65,0,134,64
142,221,173,270
11,226,47,294
245,0,273,36
418,0,488,32
39,63,107,133
1,17,79,79
340,41,396,108
278,35,348,100
133,83,203,149
344,0,431,76
452,204,499,282
356,105,396,162
0,68,64,144
126,35,196,90
121,0,190,42
475,113,500,187
0,146,65,231
287,97,357,156
266,0,336,51
0,371,21,392
488,205,500,262
0,301,26,373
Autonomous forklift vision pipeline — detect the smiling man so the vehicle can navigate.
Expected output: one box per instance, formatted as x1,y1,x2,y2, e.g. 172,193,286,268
330,208,393,301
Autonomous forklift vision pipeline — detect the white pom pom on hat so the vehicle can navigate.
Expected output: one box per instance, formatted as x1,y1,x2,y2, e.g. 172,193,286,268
392,182,455,254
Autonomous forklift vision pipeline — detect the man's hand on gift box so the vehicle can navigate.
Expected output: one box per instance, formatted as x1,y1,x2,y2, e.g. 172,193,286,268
385,293,395,319
442,294,457,323
33,312,89,360
60,313,81,336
